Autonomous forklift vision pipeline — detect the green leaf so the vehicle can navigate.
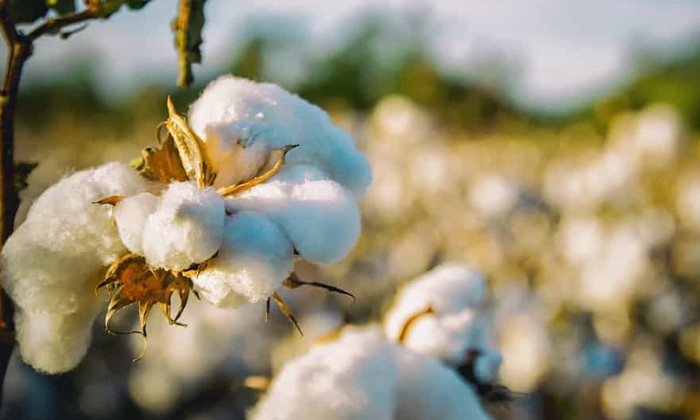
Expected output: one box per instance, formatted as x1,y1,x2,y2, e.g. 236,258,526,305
14,161,38,193
47,0,76,15
172,0,208,87
9,0,48,24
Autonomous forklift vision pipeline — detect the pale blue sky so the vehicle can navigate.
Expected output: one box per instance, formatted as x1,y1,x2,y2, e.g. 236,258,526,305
13,0,700,110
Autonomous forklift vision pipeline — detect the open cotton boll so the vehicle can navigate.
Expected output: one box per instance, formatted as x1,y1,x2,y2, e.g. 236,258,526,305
394,349,492,420
252,327,400,420
188,75,372,196
114,192,159,255
1,162,148,314
227,164,361,264
142,182,225,270
384,263,486,342
254,326,493,420
192,211,293,307
0,162,148,373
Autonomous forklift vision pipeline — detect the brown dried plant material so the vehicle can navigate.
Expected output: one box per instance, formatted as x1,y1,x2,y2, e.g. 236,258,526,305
96,254,197,360
163,96,214,187
269,292,303,336
397,305,435,343
132,134,189,184
93,195,125,206
282,272,355,304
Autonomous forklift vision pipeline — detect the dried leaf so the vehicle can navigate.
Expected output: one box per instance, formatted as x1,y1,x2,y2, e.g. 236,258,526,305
131,131,189,184
97,254,195,360
218,145,298,197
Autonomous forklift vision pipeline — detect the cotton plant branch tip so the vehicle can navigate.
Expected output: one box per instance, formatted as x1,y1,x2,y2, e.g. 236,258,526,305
397,305,434,344
283,273,356,304
217,144,299,197
272,292,303,336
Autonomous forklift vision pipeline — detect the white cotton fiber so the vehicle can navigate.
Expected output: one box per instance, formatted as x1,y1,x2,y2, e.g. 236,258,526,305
192,211,293,307
15,307,99,374
252,327,400,420
227,164,361,264
114,192,159,255
394,349,493,420
1,162,149,373
383,263,502,379
384,263,486,343
142,182,225,270
254,326,494,420
188,75,372,197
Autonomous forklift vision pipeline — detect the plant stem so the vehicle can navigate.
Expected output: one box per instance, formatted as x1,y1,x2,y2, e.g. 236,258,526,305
0,0,130,408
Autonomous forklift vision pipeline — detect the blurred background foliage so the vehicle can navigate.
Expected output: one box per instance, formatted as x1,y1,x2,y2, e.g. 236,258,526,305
4,7,700,420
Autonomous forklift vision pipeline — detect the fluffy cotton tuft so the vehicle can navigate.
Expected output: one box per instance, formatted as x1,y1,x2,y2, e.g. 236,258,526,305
384,263,501,376
253,327,493,420
188,75,372,196
253,327,400,420
114,192,159,255
141,182,225,270
192,211,294,308
227,164,361,264
1,162,149,373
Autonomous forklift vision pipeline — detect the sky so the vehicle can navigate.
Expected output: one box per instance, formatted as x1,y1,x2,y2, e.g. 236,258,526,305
11,0,700,110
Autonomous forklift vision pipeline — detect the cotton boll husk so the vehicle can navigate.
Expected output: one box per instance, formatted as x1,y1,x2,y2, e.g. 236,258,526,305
192,211,293,307
114,192,159,255
188,76,372,196
384,263,486,342
252,327,400,420
227,164,361,264
393,349,492,420
142,182,225,270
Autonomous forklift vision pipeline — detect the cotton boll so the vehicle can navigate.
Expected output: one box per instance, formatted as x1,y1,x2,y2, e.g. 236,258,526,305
384,263,486,342
252,327,400,420
0,162,149,373
400,310,480,366
114,192,159,255
192,211,293,307
228,164,361,264
188,76,372,196
142,182,225,270
394,349,492,420
2,162,148,314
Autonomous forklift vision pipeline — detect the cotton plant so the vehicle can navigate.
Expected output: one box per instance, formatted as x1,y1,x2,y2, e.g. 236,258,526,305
1,75,371,374
253,327,494,420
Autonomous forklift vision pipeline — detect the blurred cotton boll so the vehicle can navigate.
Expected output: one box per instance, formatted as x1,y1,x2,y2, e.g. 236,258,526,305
253,327,493,420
